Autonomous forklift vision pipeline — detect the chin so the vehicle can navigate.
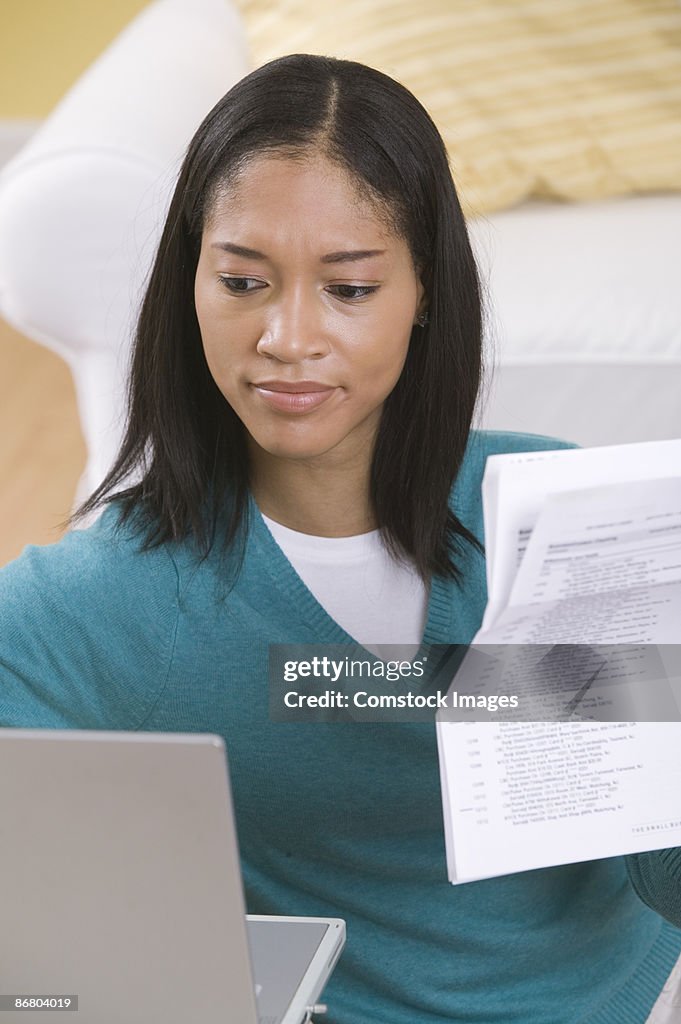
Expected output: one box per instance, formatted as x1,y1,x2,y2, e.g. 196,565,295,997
258,439,336,461
248,424,345,461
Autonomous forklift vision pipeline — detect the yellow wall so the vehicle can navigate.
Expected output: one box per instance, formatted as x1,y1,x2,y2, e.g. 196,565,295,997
0,0,150,118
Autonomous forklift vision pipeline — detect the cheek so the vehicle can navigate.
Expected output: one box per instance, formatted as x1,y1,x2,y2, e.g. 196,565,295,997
195,289,219,359
354,314,413,389
198,333,243,411
195,272,236,370
196,293,241,382
198,321,227,381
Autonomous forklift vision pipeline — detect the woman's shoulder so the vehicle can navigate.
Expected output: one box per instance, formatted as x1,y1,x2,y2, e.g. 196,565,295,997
466,427,578,460
457,428,578,485
450,428,578,533
0,502,181,603
0,503,183,730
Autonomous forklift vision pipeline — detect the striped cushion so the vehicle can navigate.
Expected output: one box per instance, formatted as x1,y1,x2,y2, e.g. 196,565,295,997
235,0,681,215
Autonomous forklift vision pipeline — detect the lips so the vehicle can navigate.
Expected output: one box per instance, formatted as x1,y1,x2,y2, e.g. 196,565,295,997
251,380,338,413
252,380,334,393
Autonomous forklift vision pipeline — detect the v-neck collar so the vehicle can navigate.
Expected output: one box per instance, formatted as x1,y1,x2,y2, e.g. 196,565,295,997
246,493,456,653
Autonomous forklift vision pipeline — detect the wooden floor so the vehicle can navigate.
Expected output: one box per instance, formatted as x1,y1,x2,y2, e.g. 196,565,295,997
0,315,86,567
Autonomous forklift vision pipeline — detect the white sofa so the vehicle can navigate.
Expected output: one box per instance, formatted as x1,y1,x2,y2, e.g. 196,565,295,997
0,0,679,505
471,194,681,446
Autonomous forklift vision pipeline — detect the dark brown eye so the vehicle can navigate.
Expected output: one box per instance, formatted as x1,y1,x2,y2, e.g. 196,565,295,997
329,284,379,300
218,276,266,294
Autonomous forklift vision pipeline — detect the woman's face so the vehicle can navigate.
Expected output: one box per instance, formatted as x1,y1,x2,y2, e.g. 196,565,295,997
194,152,424,471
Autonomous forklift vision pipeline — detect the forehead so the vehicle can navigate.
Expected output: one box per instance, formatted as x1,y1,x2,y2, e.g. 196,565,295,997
203,152,400,247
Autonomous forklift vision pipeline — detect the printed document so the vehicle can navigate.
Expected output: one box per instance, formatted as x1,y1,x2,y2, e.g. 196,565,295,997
436,439,681,883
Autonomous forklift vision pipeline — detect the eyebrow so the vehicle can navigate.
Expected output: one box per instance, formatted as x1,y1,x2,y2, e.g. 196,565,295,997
321,249,386,265
210,242,386,264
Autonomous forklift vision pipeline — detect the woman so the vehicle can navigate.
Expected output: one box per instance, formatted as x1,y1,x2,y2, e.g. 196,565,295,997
2,54,681,1023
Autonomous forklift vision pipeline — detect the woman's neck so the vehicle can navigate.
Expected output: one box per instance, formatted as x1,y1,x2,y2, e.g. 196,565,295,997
248,446,376,538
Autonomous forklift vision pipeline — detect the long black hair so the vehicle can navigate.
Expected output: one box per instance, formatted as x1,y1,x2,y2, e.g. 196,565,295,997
73,53,484,582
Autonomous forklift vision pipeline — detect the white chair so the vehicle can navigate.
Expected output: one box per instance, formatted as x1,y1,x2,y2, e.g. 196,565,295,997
0,0,250,504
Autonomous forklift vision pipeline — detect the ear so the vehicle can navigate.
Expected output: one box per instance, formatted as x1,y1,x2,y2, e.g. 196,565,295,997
413,279,429,326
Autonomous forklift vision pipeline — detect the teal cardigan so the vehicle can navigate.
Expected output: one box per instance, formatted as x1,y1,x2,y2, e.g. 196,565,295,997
2,430,680,1023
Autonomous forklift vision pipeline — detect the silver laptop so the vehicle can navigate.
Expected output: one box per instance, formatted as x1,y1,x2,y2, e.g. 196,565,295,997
0,728,345,1023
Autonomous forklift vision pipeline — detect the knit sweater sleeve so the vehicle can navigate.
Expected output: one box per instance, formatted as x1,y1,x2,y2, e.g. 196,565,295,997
0,505,181,730
626,849,681,929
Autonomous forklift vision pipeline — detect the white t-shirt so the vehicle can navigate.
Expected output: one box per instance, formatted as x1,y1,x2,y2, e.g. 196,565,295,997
261,513,429,659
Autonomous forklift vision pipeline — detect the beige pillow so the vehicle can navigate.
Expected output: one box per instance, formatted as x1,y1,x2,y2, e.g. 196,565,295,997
235,0,681,216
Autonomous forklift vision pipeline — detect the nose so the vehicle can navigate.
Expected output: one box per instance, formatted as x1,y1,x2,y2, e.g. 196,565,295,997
256,286,329,362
